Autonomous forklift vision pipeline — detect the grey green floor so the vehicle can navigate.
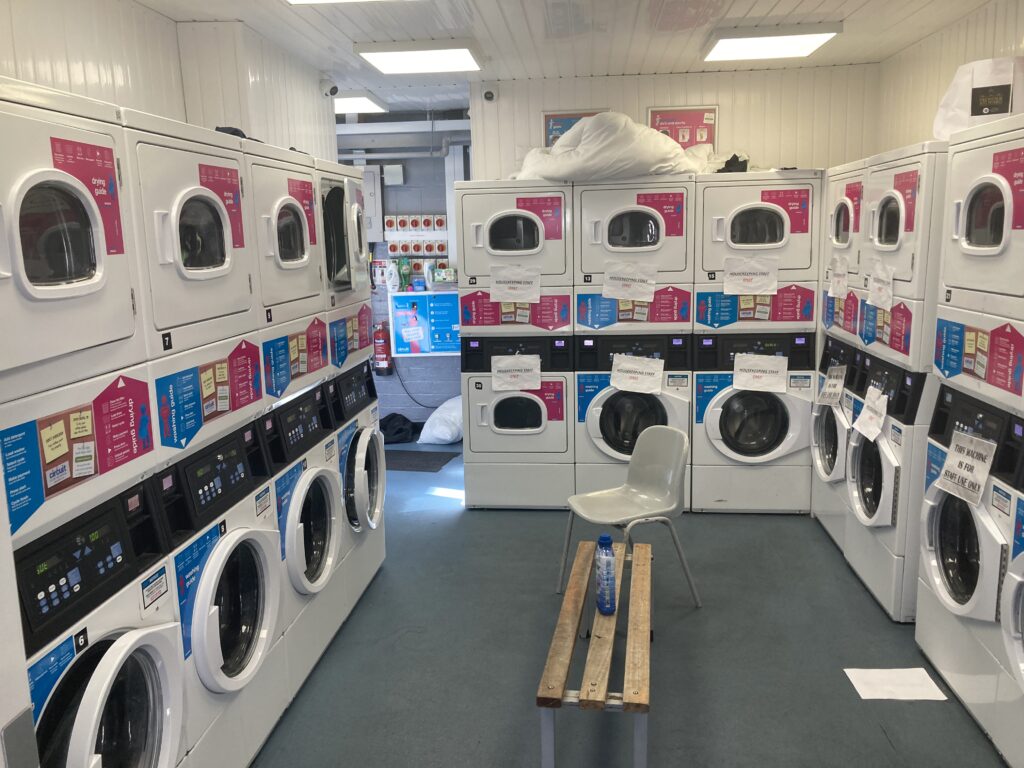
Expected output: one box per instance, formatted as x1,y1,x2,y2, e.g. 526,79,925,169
252,447,1006,767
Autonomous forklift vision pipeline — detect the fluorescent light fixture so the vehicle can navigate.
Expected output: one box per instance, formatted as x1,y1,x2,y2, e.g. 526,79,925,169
703,23,841,62
334,92,388,114
354,39,481,74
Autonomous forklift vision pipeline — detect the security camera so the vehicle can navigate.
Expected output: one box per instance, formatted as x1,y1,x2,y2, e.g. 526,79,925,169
483,90,496,102
320,79,339,98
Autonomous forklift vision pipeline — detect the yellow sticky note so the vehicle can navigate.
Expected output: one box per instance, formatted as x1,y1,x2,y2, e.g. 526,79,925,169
756,295,771,305
214,362,228,383
200,368,215,399
69,409,92,439
40,421,69,464
289,337,299,361
739,296,755,309
965,332,977,355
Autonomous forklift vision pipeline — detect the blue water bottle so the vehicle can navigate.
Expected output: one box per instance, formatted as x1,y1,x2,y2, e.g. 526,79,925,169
595,534,616,615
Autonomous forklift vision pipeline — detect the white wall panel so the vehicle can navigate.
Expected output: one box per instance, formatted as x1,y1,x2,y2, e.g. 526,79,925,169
469,65,881,180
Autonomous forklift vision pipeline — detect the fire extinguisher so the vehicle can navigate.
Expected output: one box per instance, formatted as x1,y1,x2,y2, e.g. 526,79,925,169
373,322,393,375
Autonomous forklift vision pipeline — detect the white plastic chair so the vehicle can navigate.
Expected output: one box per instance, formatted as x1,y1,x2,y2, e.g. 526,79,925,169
556,425,702,607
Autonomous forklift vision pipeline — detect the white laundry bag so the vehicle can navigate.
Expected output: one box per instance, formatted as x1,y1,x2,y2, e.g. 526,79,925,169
418,396,463,444
933,58,1024,140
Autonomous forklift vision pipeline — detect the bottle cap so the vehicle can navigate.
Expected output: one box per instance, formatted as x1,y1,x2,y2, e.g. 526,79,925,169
598,533,612,547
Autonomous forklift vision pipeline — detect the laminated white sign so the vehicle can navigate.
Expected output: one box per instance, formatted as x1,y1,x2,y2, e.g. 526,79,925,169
401,325,424,342
723,255,780,296
490,265,542,303
817,365,847,407
868,263,895,311
828,255,849,299
733,353,788,393
934,431,998,506
491,354,542,391
610,354,664,394
602,261,657,302
853,385,888,441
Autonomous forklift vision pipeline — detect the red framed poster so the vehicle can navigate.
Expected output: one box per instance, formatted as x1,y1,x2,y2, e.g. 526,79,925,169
647,106,718,150
543,109,606,147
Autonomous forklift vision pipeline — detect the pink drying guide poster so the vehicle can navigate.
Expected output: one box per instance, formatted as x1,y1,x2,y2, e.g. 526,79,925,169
358,304,372,349
992,148,1024,229
844,181,863,232
50,138,124,254
523,381,565,421
648,107,717,150
199,164,245,247
841,291,859,334
888,303,912,355
893,170,919,232
287,178,317,245
636,192,685,236
93,375,153,474
228,341,261,409
987,323,1024,395
761,189,810,234
516,196,563,240
305,318,328,374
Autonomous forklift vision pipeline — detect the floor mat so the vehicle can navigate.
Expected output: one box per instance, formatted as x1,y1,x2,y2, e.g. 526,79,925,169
385,450,459,472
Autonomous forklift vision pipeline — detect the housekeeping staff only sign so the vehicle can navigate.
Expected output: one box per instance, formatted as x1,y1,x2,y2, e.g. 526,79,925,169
935,431,997,506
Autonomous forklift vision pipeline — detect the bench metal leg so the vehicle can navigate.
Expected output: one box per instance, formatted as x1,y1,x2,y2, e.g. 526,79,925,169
556,512,575,594
540,709,556,768
633,714,648,768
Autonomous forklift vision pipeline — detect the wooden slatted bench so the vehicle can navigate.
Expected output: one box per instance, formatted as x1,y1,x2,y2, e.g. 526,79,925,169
536,540,652,768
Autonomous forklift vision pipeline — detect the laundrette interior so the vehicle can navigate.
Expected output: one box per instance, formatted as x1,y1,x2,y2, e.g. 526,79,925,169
3,1,1024,766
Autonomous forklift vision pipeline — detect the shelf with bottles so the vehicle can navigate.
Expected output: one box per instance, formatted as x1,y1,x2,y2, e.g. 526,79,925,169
372,255,457,295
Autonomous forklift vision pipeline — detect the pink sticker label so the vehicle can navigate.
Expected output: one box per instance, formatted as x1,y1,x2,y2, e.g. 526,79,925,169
199,164,244,247
228,340,261,409
769,284,816,321
760,189,810,234
894,170,919,232
636,192,685,236
987,323,1024,395
305,318,327,374
992,148,1024,229
841,291,859,334
50,138,124,254
460,292,571,331
844,181,863,232
516,196,563,240
888,303,912,355
523,381,564,421
358,304,372,349
287,178,317,245
93,375,153,474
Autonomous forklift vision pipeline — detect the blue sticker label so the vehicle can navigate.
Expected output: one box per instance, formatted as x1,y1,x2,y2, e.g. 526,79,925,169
1014,497,1024,559
275,461,306,560
695,292,738,329
155,368,203,449
1,420,45,533
338,422,358,477
822,291,835,329
935,318,965,379
925,442,947,490
262,337,292,398
576,294,622,330
27,636,76,723
174,525,221,659
851,397,864,420
695,373,733,423
330,318,350,368
576,374,611,422
860,301,877,345
993,486,1012,517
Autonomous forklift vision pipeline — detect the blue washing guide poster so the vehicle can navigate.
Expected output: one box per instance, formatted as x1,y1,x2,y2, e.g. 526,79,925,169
860,302,878,345
27,636,76,723
275,460,306,560
935,319,965,378
174,525,222,659
389,293,460,356
1,420,45,533
694,373,733,423
155,368,203,450
576,374,610,422
925,443,947,490
1014,497,1024,559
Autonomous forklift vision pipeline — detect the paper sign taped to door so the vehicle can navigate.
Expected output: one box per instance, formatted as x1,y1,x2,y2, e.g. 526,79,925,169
934,431,998,507
490,265,542,303
853,385,888,441
491,354,542,391
828,254,849,299
610,354,664,394
733,353,788,393
868,262,895,311
602,261,657,302
817,365,847,406
723,255,779,296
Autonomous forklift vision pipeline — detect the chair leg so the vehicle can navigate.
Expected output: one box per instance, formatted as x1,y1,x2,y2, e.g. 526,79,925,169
662,518,702,608
556,511,575,594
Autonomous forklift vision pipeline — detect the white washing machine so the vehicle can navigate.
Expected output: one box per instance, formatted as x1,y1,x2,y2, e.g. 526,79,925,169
315,160,371,313
695,171,821,334
936,113,1024,415
462,336,575,509
916,386,1024,767
0,77,147,406
0,364,157,549
819,160,868,354
456,180,572,289
691,332,815,513
260,312,330,405
121,109,257,359
810,335,860,549
242,140,324,327
574,334,692,497
17,482,183,768
843,353,938,621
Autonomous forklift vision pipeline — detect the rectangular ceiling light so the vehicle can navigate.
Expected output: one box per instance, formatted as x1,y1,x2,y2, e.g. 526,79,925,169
354,39,481,74
704,23,841,62
334,92,388,114
288,1,419,4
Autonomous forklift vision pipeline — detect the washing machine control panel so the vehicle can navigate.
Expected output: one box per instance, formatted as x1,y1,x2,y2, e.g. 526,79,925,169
183,435,253,521
335,361,378,418
575,334,691,371
461,336,573,372
693,333,813,371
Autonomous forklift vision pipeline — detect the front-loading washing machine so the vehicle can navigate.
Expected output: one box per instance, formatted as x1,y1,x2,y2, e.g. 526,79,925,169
916,385,1024,767
691,332,815,513
0,76,147,406
810,335,861,548
819,159,868,354
843,352,938,621
694,171,821,334
120,109,258,359
242,140,324,327
574,334,692,497
935,113,1024,415
461,336,575,509
16,482,183,768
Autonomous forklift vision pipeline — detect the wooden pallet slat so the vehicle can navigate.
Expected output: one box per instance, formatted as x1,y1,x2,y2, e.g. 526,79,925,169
579,542,627,711
623,543,652,714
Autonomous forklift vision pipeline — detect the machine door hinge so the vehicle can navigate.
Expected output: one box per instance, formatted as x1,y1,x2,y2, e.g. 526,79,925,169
130,288,137,316
248,274,253,294
116,158,123,188
239,176,245,197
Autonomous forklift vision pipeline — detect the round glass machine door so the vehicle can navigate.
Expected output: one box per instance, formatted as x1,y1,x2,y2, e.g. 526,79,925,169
607,210,660,248
855,438,883,519
300,479,331,582
276,205,306,263
935,495,981,606
718,391,789,456
323,185,350,290
178,198,227,270
214,541,264,677
815,406,839,474
493,395,544,430
730,207,785,245
19,183,97,286
345,428,386,531
598,392,667,455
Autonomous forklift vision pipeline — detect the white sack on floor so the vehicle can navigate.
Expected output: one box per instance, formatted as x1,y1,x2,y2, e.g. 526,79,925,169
934,57,1024,140
418,396,463,444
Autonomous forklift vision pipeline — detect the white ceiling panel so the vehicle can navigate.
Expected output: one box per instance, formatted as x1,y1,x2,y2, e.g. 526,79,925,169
140,0,990,110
